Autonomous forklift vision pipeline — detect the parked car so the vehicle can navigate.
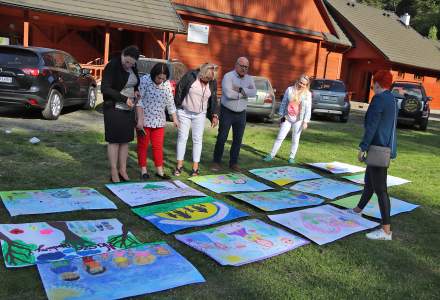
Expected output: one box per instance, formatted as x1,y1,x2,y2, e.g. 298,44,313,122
246,76,278,121
137,56,187,95
310,78,350,122
390,81,431,130
0,45,97,120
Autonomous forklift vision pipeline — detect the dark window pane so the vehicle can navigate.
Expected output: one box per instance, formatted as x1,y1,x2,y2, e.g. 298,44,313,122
311,80,346,92
0,48,39,66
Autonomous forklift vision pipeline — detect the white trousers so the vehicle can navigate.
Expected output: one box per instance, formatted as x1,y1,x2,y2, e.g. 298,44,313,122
176,109,206,162
270,115,303,159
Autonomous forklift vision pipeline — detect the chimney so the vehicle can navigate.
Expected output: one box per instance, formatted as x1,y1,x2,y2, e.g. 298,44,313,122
400,13,410,27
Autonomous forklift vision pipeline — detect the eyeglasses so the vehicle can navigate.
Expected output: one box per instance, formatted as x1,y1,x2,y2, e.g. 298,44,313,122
237,64,249,70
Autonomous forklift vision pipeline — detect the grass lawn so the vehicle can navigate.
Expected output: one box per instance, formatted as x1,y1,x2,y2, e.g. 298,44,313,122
0,111,439,299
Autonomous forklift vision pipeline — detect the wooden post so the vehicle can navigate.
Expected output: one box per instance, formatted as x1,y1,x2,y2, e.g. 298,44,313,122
165,32,170,60
313,41,322,78
104,26,110,64
23,11,29,47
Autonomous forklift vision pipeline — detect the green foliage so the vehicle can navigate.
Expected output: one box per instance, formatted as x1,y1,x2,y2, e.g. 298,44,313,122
428,25,438,40
1,240,37,267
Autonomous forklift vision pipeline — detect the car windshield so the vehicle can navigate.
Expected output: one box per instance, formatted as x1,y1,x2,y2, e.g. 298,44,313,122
0,48,39,66
310,80,346,92
254,78,270,90
391,84,423,100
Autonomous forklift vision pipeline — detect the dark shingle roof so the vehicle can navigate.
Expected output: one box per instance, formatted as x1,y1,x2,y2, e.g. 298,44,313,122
326,0,440,72
0,0,185,33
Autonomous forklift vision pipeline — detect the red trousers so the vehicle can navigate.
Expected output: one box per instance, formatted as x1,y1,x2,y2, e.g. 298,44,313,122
136,127,165,168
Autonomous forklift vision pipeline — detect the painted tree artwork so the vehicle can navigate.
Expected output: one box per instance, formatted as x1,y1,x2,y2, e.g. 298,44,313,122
307,162,365,174
249,166,322,186
290,178,362,199
37,242,205,300
188,173,272,193
0,187,117,216
0,219,142,268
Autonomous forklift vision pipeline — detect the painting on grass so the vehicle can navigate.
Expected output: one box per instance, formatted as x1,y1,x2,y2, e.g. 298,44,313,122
249,166,322,186
268,205,379,245
0,219,142,268
332,194,419,219
307,162,365,174
106,180,206,207
342,173,411,187
230,190,324,211
290,178,362,199
175,219,309,266
132,197,249,234
37,242,205,300
0,187,117,217
188,173,272,193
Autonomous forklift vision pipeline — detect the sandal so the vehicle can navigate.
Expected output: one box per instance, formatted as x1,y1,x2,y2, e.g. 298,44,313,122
191,169,199,176
173,166,184,176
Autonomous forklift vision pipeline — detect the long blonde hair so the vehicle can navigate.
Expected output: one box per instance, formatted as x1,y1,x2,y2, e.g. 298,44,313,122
290,74,310,103
198,63,218,82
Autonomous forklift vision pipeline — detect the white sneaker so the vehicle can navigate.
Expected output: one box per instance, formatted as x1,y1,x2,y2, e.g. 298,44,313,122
346,208,361,216
366,229,392,240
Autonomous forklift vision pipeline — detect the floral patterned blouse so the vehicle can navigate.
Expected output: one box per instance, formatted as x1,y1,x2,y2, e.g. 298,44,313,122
137,74,176,128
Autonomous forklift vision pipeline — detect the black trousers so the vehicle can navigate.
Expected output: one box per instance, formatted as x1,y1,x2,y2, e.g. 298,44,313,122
213,105,246,166
357,165,391,225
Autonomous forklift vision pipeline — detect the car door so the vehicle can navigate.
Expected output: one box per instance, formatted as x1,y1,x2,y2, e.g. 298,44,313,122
54,52,79,103
65,54,89,101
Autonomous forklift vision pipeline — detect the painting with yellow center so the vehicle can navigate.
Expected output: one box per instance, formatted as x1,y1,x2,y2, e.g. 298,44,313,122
132,197,249,234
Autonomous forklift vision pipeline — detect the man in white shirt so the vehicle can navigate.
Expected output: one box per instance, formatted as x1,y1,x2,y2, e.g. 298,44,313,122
212,57,257,171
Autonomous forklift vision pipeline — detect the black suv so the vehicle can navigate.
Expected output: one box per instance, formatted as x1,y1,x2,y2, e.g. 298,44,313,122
0,45,96,120
390,81,431,130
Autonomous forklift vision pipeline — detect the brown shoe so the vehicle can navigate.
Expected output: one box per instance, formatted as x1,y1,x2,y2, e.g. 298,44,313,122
229,164,241,172
211,163,221,172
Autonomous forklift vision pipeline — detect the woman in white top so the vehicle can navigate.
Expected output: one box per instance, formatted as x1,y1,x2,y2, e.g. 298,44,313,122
135,63,179,180
263,74,312,163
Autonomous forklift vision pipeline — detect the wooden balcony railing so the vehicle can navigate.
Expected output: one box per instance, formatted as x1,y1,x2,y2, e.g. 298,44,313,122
80,64,105,82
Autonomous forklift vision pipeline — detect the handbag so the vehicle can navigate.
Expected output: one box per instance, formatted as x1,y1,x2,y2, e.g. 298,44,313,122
365,100,397,168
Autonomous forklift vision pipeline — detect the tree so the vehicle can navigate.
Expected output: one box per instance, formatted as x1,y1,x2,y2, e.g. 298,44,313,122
428,25,438,40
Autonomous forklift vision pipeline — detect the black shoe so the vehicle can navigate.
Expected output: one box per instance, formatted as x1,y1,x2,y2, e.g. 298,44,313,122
140,173,150,180
118,172,129,182
155,173,171,180
191,169,200,176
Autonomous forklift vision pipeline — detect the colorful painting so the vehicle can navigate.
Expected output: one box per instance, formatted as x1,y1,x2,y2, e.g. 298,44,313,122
132,197,249,234
0,219,142,268
175,219,309,266
290,178,362,199
106,180,206,207
268,205,379,245
332,194,419,219
188,173,272,193
342,173,411,187
37,242,205,300
249,166,322,186
0,187,117,217
307,162,365,174
230,190,324,211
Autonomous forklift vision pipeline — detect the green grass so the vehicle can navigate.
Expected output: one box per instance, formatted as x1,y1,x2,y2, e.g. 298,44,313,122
0,112,439,300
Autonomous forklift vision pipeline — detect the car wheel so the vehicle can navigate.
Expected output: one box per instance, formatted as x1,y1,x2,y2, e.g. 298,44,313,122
419,115,429,131
42,89,63,120
339,113,349,123
82,86,97,110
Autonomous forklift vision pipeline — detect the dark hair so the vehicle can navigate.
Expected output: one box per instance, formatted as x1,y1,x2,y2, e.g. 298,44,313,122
150,62,170,80
122,45,140,60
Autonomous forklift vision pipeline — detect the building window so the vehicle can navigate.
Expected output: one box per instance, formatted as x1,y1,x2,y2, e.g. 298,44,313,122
397,71,405,79
414,74,424,81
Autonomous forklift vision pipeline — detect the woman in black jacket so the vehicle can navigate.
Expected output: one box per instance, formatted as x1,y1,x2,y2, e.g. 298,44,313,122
173,63,219,176
101,45,140,183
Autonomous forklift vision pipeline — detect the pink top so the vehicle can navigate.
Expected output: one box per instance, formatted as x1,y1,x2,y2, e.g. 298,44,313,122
287,101,301,117
182,79,211,113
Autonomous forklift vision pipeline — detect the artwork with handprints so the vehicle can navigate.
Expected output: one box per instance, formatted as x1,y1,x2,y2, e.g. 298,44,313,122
269,205,378,245
250,166,322,185
290,178,362,199
189,173,272,193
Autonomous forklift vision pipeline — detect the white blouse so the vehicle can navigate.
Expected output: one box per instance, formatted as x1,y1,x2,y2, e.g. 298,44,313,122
137,75,176,128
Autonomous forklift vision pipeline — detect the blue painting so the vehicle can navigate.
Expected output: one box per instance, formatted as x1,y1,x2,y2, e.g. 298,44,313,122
189,173,272,193
37,242,205,300
290,178,362,199
230,190,324,211
249,166,322,185
132,197,249,234
0,187,116,216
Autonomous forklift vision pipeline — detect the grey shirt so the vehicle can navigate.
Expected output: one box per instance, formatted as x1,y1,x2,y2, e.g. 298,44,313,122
220,70,257,112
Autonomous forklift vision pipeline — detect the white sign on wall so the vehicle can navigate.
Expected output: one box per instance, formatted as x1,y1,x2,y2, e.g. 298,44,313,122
0,37,10,45
187,23,209,44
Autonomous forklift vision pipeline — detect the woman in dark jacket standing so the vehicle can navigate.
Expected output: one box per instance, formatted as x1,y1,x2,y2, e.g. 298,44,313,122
173,63,219,176
350,70,397,241
101,45,140,183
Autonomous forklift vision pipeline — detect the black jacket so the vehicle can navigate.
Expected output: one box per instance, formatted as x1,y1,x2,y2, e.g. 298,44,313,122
174,70,219,121
101,56,139,106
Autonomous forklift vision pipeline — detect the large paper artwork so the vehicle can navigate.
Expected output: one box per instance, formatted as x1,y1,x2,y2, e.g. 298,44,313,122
268,205,379,245
290,178,362,199
175,219,309,266
132,197,249,234
230,190,324,211
188,173,272,193
37,242,205,300
0,187,117,217
307,162,365,174
342,173,411,187
332,194,419,219
249,166,322,186
106,180,206,207
0,219,142,268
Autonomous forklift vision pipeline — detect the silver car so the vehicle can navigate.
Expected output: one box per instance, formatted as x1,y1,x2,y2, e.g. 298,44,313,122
246,76,278,121
310,78,350,122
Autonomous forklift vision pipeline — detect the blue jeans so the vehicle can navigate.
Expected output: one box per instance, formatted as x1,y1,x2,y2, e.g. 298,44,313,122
213,105,246,166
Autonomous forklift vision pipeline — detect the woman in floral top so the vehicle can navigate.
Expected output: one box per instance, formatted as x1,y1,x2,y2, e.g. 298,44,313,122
136,63,179,180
